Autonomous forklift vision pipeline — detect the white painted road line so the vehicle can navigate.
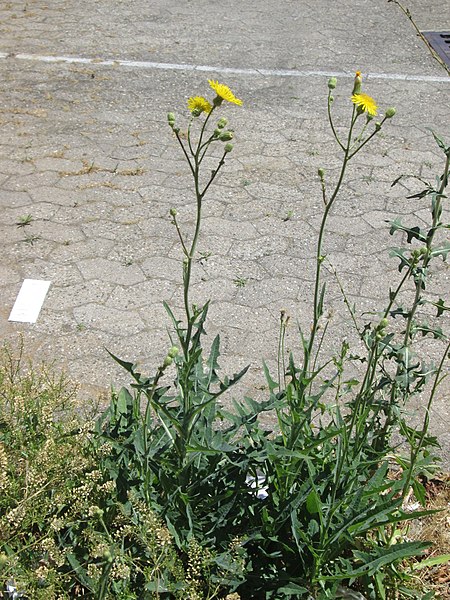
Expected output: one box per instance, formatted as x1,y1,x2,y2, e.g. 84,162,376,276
2,52,449,84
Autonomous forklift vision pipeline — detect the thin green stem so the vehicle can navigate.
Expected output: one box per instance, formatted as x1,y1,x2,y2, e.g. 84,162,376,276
327,91,345,151
401,338,450,500
307,107,357,366
348,117,387,159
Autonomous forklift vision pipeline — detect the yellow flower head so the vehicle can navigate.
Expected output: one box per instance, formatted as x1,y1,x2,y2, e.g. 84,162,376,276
187,96,212,115
351,92,378,117
208,80,243,106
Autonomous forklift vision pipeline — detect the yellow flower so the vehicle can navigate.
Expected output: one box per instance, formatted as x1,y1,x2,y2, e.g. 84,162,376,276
187,96,212,114
351,92,378,117
208,80,243,106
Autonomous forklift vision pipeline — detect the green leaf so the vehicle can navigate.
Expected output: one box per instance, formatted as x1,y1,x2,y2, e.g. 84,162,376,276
428,128,450,155
431,297,449,317
116,387,131,417
411,553,450,570
276,582,308,596
431,240,450,261
389,248,411,272
389,218,427,243
348,541,430,577
306,490,321,514
66,553,94,591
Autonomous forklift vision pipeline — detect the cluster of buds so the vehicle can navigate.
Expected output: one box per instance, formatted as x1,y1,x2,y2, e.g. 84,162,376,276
375,317,389,341
411,246,429,262
162,346,179,368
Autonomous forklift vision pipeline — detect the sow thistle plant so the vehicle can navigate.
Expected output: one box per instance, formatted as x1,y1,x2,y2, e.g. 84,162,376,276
93,73,449,599
1,76,449,599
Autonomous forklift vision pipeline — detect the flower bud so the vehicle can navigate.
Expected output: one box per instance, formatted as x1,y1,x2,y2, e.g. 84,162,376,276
224,143,234,153
167,112,176,127
173,126,180,134
213,128,221,137
375,122,382,131
385,107,396,119
328,77,337,90
168,346,179,358
103,549,113,563
318,167,325,178
0,553,8,569
352,71,362,95
379,318,389,329
163,356,173,368
419,246,428,256
169,208,177,217
217,117,228,129
219,131,234,142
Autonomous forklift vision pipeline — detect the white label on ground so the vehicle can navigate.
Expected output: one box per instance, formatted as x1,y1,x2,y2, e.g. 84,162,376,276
8,279,51,323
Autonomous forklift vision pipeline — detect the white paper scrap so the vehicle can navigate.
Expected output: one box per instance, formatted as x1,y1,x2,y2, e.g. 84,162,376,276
8,279,51,323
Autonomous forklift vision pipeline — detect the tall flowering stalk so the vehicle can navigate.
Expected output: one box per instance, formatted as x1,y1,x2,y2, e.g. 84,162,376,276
291,72,395,439
167,80,242,357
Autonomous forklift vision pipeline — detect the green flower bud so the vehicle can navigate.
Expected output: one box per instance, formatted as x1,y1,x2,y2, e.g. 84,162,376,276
0,553,8,569
169,207,177,217
385,107,396,119
103,549,113,563
419,246,428,256
167,112,176,127
329,95,334,103
375,122,382,131
90,505,104,519
318,167,325,178
352,71,362,95
168,346,179,358
163,356,173,368
412,249,420,259
217,117,228,129
379,318,389,329
173,126,180,134
328,77,337,90
224,143,234,153
213,128,221,137
219,131,234,142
